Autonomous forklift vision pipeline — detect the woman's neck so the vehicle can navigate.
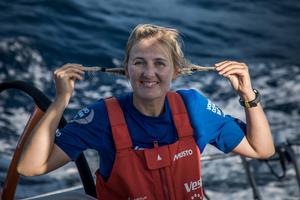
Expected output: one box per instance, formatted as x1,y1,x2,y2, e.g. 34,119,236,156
132,95,165,117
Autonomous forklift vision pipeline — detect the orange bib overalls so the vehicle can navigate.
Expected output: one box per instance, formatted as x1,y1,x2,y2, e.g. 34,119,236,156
96,92,203,200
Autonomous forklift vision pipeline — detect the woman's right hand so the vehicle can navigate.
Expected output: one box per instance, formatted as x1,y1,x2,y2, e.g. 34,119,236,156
53,63,85,105
18,63,84,176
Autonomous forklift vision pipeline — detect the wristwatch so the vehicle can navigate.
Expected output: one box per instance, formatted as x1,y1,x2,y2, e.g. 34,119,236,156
239,89,261,108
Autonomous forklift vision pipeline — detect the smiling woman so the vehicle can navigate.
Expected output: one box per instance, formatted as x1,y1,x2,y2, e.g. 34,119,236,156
126,37,176,116
17,24,275,200
124,24,188,117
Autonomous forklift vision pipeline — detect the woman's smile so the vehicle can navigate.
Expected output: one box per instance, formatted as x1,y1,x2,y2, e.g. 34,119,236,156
125,37,177,116
140,80,159,88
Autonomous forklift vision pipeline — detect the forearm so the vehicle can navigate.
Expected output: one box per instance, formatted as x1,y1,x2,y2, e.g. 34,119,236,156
244,103,275,158
18,97,68,175
215,61,275,158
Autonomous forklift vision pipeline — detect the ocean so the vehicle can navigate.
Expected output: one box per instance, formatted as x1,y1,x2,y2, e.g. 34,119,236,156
0,0,300,199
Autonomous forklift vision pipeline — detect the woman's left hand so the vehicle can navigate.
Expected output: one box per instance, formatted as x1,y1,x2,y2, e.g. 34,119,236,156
215,60,255,101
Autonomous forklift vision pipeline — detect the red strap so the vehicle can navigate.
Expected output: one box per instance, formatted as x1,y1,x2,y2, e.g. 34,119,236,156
167,92,194,138
104,97,132,151
105,93,192,149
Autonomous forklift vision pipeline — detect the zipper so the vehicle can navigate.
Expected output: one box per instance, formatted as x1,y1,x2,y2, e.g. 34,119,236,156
159,168,170,199
153,140,170,200
153,140,159,148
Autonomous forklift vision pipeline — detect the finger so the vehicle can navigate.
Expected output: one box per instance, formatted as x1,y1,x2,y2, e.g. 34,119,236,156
217,62,247,74
214,60,241,68
222,68,248,77
62,64,84,73
54,66,85,78
215,61,234,71
65,72,84,81
54,69,84,81
218,65,246,75
54,63,84,73
215,61,243,71
64,67,85,75
214,60,230,67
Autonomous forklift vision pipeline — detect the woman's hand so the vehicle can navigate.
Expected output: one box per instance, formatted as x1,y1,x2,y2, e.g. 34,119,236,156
215,61,255,101
215,60,275,159
17,63,85,176
53,63,85,105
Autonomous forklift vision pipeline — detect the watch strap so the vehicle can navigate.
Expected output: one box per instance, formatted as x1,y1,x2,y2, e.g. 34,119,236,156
239,89,261,108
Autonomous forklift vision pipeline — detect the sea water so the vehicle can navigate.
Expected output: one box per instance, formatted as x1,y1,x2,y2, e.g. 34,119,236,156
0,0,300,199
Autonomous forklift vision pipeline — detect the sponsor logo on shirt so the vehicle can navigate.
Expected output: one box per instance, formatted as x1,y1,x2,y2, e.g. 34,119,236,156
206,100,225,117
184,178,202,193
69,108,94,124
173,149,193,161
55,129,62,137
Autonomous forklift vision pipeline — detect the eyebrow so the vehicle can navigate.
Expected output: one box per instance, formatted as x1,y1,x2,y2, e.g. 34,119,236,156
133,57,168,62
133,57,145,61
154,58,168,62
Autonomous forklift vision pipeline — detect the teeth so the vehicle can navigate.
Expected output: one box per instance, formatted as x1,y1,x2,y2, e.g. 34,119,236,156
142,81,157,87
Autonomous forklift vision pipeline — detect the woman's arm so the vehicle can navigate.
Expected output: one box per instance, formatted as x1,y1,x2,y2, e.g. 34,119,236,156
232,101,275,159
17,63,85,176
215,61,275,159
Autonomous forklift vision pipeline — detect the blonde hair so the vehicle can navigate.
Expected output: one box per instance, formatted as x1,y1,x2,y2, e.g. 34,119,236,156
82,24,215,76
123,24,188,70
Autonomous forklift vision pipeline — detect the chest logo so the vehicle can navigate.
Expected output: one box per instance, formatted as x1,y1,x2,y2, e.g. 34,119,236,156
173,149,193,161
157,154,162,161
184,178,202,193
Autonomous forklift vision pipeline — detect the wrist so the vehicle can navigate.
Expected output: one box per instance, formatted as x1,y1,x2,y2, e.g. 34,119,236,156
54,95,71,108
239,89,261,108
239,90,256,102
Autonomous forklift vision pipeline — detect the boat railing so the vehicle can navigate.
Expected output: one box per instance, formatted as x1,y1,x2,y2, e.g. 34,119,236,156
0,81,96,200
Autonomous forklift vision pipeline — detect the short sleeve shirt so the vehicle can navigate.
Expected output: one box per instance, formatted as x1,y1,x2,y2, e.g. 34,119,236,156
55,89,245,178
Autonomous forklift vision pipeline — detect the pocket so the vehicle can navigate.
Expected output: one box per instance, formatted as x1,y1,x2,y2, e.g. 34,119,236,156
144,145,171,170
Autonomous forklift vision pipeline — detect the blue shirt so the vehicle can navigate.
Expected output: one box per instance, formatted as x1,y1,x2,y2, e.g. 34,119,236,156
55,89,245,179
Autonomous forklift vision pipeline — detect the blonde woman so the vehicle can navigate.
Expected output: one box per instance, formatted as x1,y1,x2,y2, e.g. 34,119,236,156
18,24,274,199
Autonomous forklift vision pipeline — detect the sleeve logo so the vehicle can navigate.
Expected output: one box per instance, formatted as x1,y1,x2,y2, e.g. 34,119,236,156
69,108,94,124
206,100,225,117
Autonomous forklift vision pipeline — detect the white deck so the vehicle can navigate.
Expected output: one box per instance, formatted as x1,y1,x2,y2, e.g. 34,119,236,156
20,185,96,200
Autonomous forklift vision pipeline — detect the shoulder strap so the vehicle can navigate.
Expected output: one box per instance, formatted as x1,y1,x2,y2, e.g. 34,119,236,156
104,97,133,151
167,92,194,138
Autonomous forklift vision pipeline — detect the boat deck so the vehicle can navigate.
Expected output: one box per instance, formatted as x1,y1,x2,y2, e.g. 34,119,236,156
20,185,96,200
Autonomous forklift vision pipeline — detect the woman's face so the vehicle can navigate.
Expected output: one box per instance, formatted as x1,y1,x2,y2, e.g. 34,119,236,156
126,38,177,103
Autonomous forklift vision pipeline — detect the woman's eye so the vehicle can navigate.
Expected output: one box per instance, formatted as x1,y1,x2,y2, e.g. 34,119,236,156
156,61,166,67
134,61,144,65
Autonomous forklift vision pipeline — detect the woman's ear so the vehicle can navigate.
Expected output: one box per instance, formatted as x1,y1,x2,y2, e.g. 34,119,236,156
172,66,180,80
125,65,129,78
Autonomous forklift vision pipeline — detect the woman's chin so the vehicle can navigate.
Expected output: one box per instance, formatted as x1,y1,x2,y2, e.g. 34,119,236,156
134,91,165,102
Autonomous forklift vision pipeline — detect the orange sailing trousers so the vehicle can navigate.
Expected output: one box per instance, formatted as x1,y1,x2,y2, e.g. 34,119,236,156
96,92,203,200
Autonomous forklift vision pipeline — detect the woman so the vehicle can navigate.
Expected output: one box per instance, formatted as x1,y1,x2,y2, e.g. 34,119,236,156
17,24,275,199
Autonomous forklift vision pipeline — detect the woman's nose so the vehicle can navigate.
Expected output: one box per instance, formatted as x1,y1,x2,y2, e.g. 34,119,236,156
142,64,156,77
